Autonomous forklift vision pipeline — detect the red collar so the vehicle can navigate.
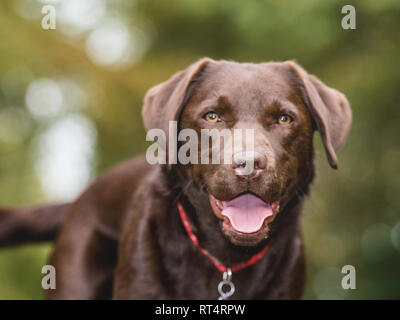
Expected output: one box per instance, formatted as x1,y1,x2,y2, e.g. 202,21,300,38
177,202,269,274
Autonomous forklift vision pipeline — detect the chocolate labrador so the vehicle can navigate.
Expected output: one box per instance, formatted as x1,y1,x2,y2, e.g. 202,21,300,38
0,58,351,299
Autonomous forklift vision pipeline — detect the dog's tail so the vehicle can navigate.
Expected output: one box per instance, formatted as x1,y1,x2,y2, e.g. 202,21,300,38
0,203,71,248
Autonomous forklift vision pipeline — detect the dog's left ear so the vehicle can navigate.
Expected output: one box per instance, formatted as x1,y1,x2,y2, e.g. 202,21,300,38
283,61,352,169
142,58,213,136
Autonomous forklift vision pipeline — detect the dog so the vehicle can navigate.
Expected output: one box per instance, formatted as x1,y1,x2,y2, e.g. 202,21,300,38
0,58,351,299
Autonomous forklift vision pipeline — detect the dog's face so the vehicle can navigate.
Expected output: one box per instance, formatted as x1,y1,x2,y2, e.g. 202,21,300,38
143,58,352,246
179,63,314,245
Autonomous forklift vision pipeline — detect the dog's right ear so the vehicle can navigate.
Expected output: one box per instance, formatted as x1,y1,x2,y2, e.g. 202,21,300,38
142,58,213,136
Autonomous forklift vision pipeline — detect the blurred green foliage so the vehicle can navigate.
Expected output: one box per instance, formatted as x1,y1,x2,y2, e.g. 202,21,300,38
0,0,399,299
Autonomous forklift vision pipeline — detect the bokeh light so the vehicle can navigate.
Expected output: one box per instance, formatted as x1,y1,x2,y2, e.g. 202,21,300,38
25,78,64,120
35,114,97,201
57,0,106,36
85,19,132,67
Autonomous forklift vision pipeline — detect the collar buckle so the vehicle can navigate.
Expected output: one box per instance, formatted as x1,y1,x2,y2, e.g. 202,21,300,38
218,268,235,300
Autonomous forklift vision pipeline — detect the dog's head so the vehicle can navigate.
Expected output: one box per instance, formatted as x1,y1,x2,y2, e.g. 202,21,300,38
143,58,352,246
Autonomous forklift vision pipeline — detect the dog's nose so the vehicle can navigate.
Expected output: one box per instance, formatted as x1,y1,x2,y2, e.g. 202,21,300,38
232,150,266,179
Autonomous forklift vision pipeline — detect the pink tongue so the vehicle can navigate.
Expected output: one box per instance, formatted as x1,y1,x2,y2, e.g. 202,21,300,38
221,193,272,234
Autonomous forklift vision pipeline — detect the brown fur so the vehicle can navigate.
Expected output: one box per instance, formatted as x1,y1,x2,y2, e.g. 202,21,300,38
0,58,351,299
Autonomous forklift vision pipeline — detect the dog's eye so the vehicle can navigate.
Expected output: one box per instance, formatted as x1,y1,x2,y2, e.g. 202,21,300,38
278,114,292,125
204,111,221,123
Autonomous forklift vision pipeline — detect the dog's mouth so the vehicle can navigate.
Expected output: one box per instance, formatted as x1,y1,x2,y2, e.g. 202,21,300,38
209,192,280,235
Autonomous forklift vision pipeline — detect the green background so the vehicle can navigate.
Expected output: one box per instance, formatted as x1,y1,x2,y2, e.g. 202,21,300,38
0,0,399,299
